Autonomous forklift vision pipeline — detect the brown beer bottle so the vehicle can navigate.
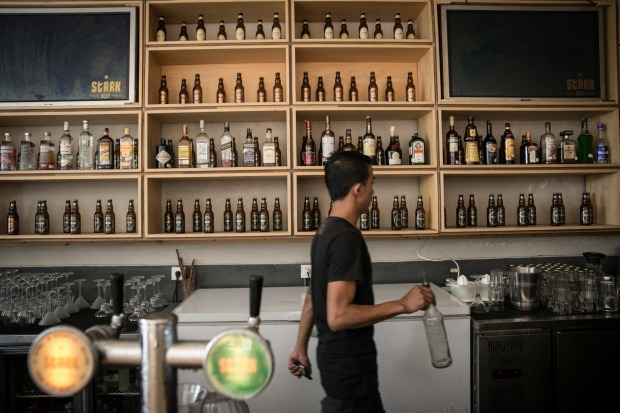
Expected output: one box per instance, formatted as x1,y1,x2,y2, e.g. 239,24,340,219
235,197,245,232
415,195,425,230
175,199,185,234
104,199,115,234
203,198,215,233
192,199,202,232
164,199,173,233
273,197,283,231
456,194,466,228
7,200,19,235
94,199,104,234
259,198,270,232
126,199,137,233
302,196,312,231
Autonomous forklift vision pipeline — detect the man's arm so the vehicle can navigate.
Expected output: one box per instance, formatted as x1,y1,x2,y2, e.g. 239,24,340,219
288,293,314,378
326,280,435,332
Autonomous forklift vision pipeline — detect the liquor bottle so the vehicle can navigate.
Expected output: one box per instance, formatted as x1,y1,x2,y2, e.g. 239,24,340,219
422,291,452,369
373,19,383,39
375,137,385,165
123,199,136,233
221,122,234,167
234,197,245,232
216,78,226,103
255,19,265,40
217,21,227,40
496,194,505,226
272,13,281,39
301,19,311,39
333,72,344,102
357,136,363,153
527,193,536,226
273,197,283,231
302,120,316,166
37,132,56,170
385,126,403,165
242,129,255,167
498,123,515,164
118,128,135,170
18,132,36,170
559,130,577,164
315,76,326,102
550,193,561,226
486,194,497,227
483,121,497,165
235,13,246,40
400,196,409,228
577,118,594,164
196,14,206,41
274,136,282,166
156,15,166,42
179,21,189,41
302,196,312,231
192,74,202,103
540,122,557,164
391,196,401,230
445,116,460,165
415,195,425,230
257,77,267,102
113,139,120,169
209,138,217,168
301,72,311,102
467,194,477,227
339,19,349,39
159,75,169,104
77,120,94,170
234,73,244,103
359,12,369,39
311,196,320,230
320,115,336,165
224,198,235,232
190,199,201,232
155,138,171,168
595,123,610,164
58,122,74,170
558,193,565,225
174,199,185,233
360,208,370,231
455,194,466,228
370,195,380,229
260,198,270,232
362,116,377,164
393,13,404,39
58,200,70,234
324,12,334,39
179,78,190,104
464,115,480,165
368,71,378,102
349,76,359,101
516,193,527,227
385,76,395,102
93,199,104,233
7,200,19,235
253,136,261,166
273,73,284,103
0,133,17,171
343,129,356,151
102,199,115,234
96,128,114,169
70,200,81,234
194,120,210,168
405,72,416,102
406,19,416,39
262,128,276,167
163,199,173,233
177,124,193,168
409,132,425,165
518,135,528,165
524,132,538,164
204,198,214,233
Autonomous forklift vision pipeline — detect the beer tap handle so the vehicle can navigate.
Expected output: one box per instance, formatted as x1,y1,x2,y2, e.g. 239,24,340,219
111,272,124,316
249,275,263,328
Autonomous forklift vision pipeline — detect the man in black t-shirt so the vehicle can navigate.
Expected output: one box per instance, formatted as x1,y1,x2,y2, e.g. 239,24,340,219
288,151,435,413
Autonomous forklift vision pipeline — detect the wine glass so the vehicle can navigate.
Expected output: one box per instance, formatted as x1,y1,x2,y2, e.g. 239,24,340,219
470,275,489,313
91,279,105,310
73,278,90,310
95,281,113,318
52,286,70,319
62,282,79,314
38,290,61,326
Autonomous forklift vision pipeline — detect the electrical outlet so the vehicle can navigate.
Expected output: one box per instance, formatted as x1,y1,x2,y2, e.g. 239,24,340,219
171,266,181,280
300,264,311,278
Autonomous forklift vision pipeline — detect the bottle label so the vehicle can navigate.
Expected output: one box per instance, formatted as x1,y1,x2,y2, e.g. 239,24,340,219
175,215,184,232
105,215,115,233
127,216,136,232
363,139,376,159
156,149,171,165
243,145,256,167
263,144,276,166
60,141,72,156
597,145,609,161
302,33,310,39
335,88,343,101
256,33,265,40
260,215,269,231
325,28,334,39
274,88,282,102
303,150,315,166
341,33,349,39
457,209,466,227
391,210,400,229
196,29,206,41
7,217,17,234
497,209,505,226
505,139,515,161
236,28,244,40
528,210,536,225
395,28,404,39
272,28,281,39
375,32,383,39
485,143,497,164
465,142,480,164
468,209,477,226
94,216,103,233
196,141,210,166
193,215,201,231
120,140,133,169
204,214,213,232
488,210,497,226
302,88,310,102
274,213,282,230
415,211,424,229
165,216,173,233
317,90,325,101
98,141,112,166
407,86,415,102
545,140,556,162
528,146,538,163
70,216,80,233
0,148,16,170
411,141,425,164
218,34,226,40
518,210,527,226
563,143,576,161
321,137,335,162
217,92,225,103
156,30,166,42
193,90,202,103
448,137,459,154
180,94,188,104
369,88,378,101
235,89,243,103
178,146,191,166
303,212,312,231
360,27,369,39
371,210,380,228
360,213,369,230
400,210,408,228
386,91,394,102
387,152,402,165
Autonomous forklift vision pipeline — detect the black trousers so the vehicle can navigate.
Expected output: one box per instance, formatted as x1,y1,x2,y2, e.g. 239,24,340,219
320,391,385,413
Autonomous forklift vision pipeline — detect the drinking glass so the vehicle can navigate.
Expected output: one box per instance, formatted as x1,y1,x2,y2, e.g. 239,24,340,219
62,282,79,314
39,291,61,326
52,286,70,319
73,278,90,309
91,279,105,310
470,275,489,313
488,269,505,311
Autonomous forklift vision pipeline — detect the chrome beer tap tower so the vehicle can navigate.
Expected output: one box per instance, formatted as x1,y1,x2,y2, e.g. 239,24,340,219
27,274,273,413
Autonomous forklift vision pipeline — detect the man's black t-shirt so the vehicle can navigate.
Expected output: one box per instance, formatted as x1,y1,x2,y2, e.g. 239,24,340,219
310,216,377,400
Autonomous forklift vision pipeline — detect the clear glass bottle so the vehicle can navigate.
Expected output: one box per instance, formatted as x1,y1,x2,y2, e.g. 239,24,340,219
77,120,94,170
422,279,452,369
38,132,56,170
540,122,557,164
18,132,36,170
595,122,610,164
0,132,17,171
195,120,210,168
262,128,276,167
58,122,75,170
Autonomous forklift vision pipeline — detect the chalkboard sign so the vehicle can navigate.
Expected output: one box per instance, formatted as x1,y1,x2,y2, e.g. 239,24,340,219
0,7,137,106
439,6,604,101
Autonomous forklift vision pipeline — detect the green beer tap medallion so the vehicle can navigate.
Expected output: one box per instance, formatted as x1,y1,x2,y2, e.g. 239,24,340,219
203,328,273,400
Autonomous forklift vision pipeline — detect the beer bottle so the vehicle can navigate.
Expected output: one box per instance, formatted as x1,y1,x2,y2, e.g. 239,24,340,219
550,193,561,226
375,137,385,165
456,194,466,228
257,77,267,102
70,200,81,235
204,198,215,233
467,194,477,227
373,19,383,39
7,200,19,235
248,197,259,232
393,13,404,39
217,21,227,40
486,194,497,227
415,195,425,230
405,71,416,102
234,73,244,103
209,138,217,168
359,12,369,39
483,121,497,165
334,72,344,102
273,197,283,231
255,19,265,40
385,76,395,102
62,200,71,234
159,75,169,104
235,197,246,232
558,193,566,225
349,76,358,102
192,74,203,103
41,200,49,235
216,78,226,103
196,14,206,41
339,19,349,39
391,196,401,230
315,76,326,102
126,199,137,233
370,195,380,229
517,193,527,227
235,13,246,40
253,136,261,167
156,15,167,42
179,78,190,104
301,72,311,102
400,196,409,228
368,72,379,102
272,13,282,40
527,194,536,226
302,196,312,231
94,199,104,234
302,121,316,166
175,199,185,234
300,19,311,39
496,194,506,226
178,21,189,41
324,12,334,39
192,199,202,232
164,199,173,233
311,197,321,230
273,72,284,103
104,199,115,234
274,136,282,166
260,198,270,232
34,201,43,235
343,129,356,151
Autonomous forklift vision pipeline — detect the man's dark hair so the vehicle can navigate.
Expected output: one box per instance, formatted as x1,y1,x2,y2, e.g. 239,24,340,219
324,151,371,201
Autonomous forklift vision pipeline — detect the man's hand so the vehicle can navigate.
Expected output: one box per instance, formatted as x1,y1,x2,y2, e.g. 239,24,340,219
288,351,312,379
399,284,436,314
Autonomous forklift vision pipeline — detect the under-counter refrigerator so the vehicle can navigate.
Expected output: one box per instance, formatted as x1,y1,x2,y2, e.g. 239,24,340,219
174,283,470,413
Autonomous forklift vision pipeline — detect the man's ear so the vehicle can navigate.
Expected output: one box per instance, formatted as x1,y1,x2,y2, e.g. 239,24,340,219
352,183,362,196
